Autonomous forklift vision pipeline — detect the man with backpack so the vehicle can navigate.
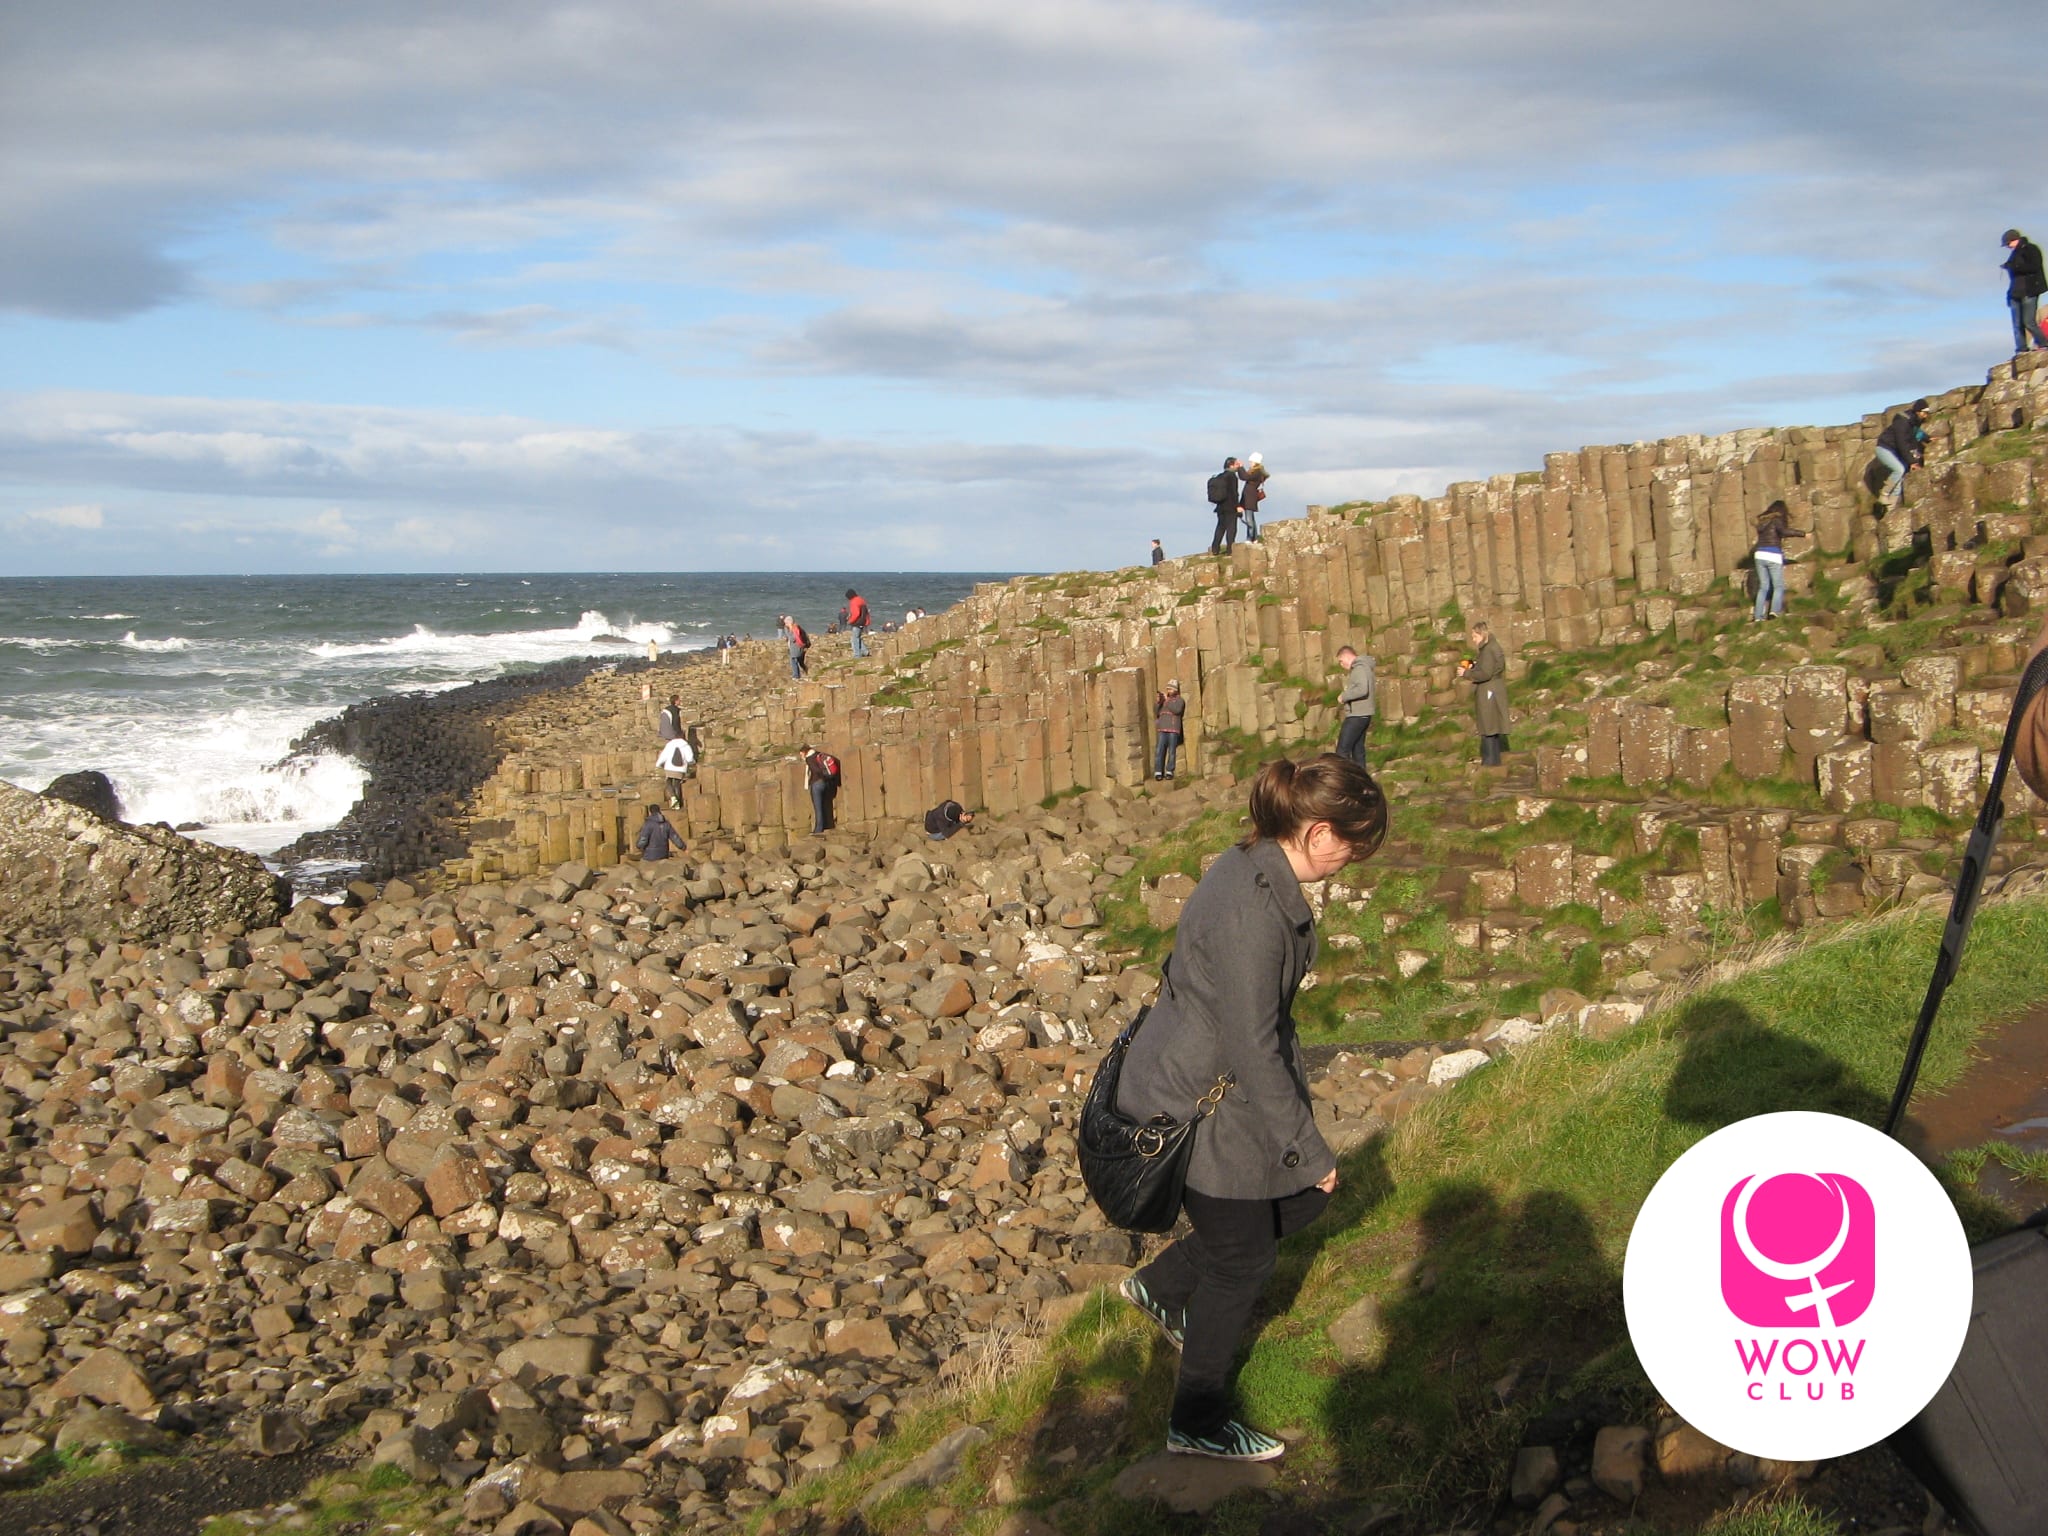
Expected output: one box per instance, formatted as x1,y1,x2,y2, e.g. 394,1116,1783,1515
801,745,841,833
658,694,685,742
840,589,872,657
1207,457,1243,557
2002,228,2048,354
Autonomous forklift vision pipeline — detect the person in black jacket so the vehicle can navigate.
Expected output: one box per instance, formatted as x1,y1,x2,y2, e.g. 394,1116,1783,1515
1116,754,1387,1462
1874,399,1930,510
2003,229,2048,354
923,799,974,839
1208,457,1242,557
633,804,685,861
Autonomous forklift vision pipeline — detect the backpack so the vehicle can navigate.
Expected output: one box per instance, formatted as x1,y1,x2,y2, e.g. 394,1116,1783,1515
1206,470,1236,506
793,624,810,649
819,753,841,780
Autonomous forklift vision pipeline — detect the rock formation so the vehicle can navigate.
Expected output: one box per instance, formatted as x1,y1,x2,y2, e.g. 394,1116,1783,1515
0,778,290,946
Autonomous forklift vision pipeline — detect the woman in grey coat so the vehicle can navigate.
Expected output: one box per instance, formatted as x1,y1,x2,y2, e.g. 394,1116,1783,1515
1458,620,1509,766
1116,753,1388,1461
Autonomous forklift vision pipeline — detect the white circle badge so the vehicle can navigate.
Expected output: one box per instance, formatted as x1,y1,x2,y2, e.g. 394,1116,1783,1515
1624,1110,1972,1461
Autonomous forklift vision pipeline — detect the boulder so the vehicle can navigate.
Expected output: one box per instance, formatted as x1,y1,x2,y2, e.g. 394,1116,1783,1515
0,777,289,945
40,769,123,822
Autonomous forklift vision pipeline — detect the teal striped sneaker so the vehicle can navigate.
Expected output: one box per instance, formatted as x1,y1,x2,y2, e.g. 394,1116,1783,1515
1166,1420,1286,1461
1117,1273,1186,1348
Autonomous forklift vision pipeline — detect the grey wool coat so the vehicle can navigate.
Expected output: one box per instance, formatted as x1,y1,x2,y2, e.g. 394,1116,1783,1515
1466,637,1509,737
1339,655,1376,719
1117,838,1335,1201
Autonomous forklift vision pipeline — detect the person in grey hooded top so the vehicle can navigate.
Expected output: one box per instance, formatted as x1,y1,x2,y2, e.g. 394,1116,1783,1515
1115,753,1388,1462
1334,645,1375,767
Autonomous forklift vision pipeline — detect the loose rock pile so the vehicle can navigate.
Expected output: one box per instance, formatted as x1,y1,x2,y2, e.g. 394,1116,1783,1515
0,779,1523,1534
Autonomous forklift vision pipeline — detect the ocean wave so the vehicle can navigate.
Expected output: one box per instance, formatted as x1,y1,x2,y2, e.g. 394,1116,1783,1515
82,612,137,620
308,609,683,667
120,631,192,652
0,635,84,651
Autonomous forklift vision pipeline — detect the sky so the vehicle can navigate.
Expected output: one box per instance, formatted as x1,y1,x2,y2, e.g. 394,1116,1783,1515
3,0,2043,577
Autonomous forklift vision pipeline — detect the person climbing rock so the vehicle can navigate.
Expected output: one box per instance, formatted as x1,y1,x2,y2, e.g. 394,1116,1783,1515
1874,399,1930,510
655,733,696,808
923,799,974,840
800,745,840,833
1751,500,1808,621
633,804,685,861
1238,452,1269,543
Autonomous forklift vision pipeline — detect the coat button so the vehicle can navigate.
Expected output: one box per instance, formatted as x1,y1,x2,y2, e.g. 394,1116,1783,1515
1283,1151,1300,1168
1255,874,1270,888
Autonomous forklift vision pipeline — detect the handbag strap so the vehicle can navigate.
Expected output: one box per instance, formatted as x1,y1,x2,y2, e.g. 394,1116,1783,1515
1883,645,2048,1135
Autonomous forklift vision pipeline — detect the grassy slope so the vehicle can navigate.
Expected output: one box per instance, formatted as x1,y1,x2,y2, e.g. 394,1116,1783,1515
771,893,2048,1536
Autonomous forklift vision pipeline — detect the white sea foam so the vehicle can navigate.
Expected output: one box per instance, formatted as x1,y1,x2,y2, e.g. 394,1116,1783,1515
83,613,137,620
119,631,192,652
309,609,692,670
13,707,368,858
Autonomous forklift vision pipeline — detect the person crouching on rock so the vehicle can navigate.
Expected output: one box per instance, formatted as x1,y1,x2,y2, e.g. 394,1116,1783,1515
924,799,974,840
1115,753,1388,1462
634,804,685,861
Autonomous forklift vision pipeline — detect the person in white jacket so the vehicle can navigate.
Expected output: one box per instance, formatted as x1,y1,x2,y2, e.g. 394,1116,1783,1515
655,735,695,808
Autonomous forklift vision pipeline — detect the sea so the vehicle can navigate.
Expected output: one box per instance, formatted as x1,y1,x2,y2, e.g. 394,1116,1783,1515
0,572,1001,865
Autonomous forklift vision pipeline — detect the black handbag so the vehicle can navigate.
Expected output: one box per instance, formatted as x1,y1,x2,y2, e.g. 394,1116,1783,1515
1077,969,1233,1233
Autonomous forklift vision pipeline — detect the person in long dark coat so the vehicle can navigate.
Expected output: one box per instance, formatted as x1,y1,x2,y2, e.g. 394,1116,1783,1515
1458,621,1510,765
1115,754,1387,1462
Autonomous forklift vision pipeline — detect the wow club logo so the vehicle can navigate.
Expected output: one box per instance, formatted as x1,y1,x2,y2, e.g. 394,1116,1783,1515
1625,1112,1970,1462
1720,1172,1875,1330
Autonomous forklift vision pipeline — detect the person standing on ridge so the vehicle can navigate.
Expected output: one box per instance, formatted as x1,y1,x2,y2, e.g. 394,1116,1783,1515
1239,452,1269,543
1334,645,1375,766
1457,620,1510,766
841,588,872,658
1151,538,1166,566
1874,399,1930,510
1207,456,1243,557
800,745,840,834
1751,500,1808,622
1115,754,1387,1464
658,694,684,742
2003,229,2048,354
1154,679,1186,780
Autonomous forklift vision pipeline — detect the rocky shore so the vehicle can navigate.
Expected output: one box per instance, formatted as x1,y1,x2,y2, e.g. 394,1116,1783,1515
0,756,1516,1534
276,652,690,887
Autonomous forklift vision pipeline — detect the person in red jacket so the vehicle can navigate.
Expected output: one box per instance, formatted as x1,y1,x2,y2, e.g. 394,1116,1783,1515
840,589,872,657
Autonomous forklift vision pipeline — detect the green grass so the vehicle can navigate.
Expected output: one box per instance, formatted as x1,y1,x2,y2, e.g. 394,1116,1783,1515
776,895,2048,1534
201,1464,438,1536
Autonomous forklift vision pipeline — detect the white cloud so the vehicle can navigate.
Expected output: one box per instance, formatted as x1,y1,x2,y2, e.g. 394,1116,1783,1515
23,501,104,529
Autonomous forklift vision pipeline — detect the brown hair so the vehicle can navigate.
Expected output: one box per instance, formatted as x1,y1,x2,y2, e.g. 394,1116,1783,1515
1240,754,1388,861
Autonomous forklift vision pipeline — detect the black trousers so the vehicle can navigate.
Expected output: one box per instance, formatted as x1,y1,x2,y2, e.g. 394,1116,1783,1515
1210,508,1239,555
1136,1183,1331,1437
1336,714,1371,767
1479,732,1506,765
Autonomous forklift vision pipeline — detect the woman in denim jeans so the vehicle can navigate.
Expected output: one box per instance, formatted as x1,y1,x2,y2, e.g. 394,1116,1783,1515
1153,680,1185,780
